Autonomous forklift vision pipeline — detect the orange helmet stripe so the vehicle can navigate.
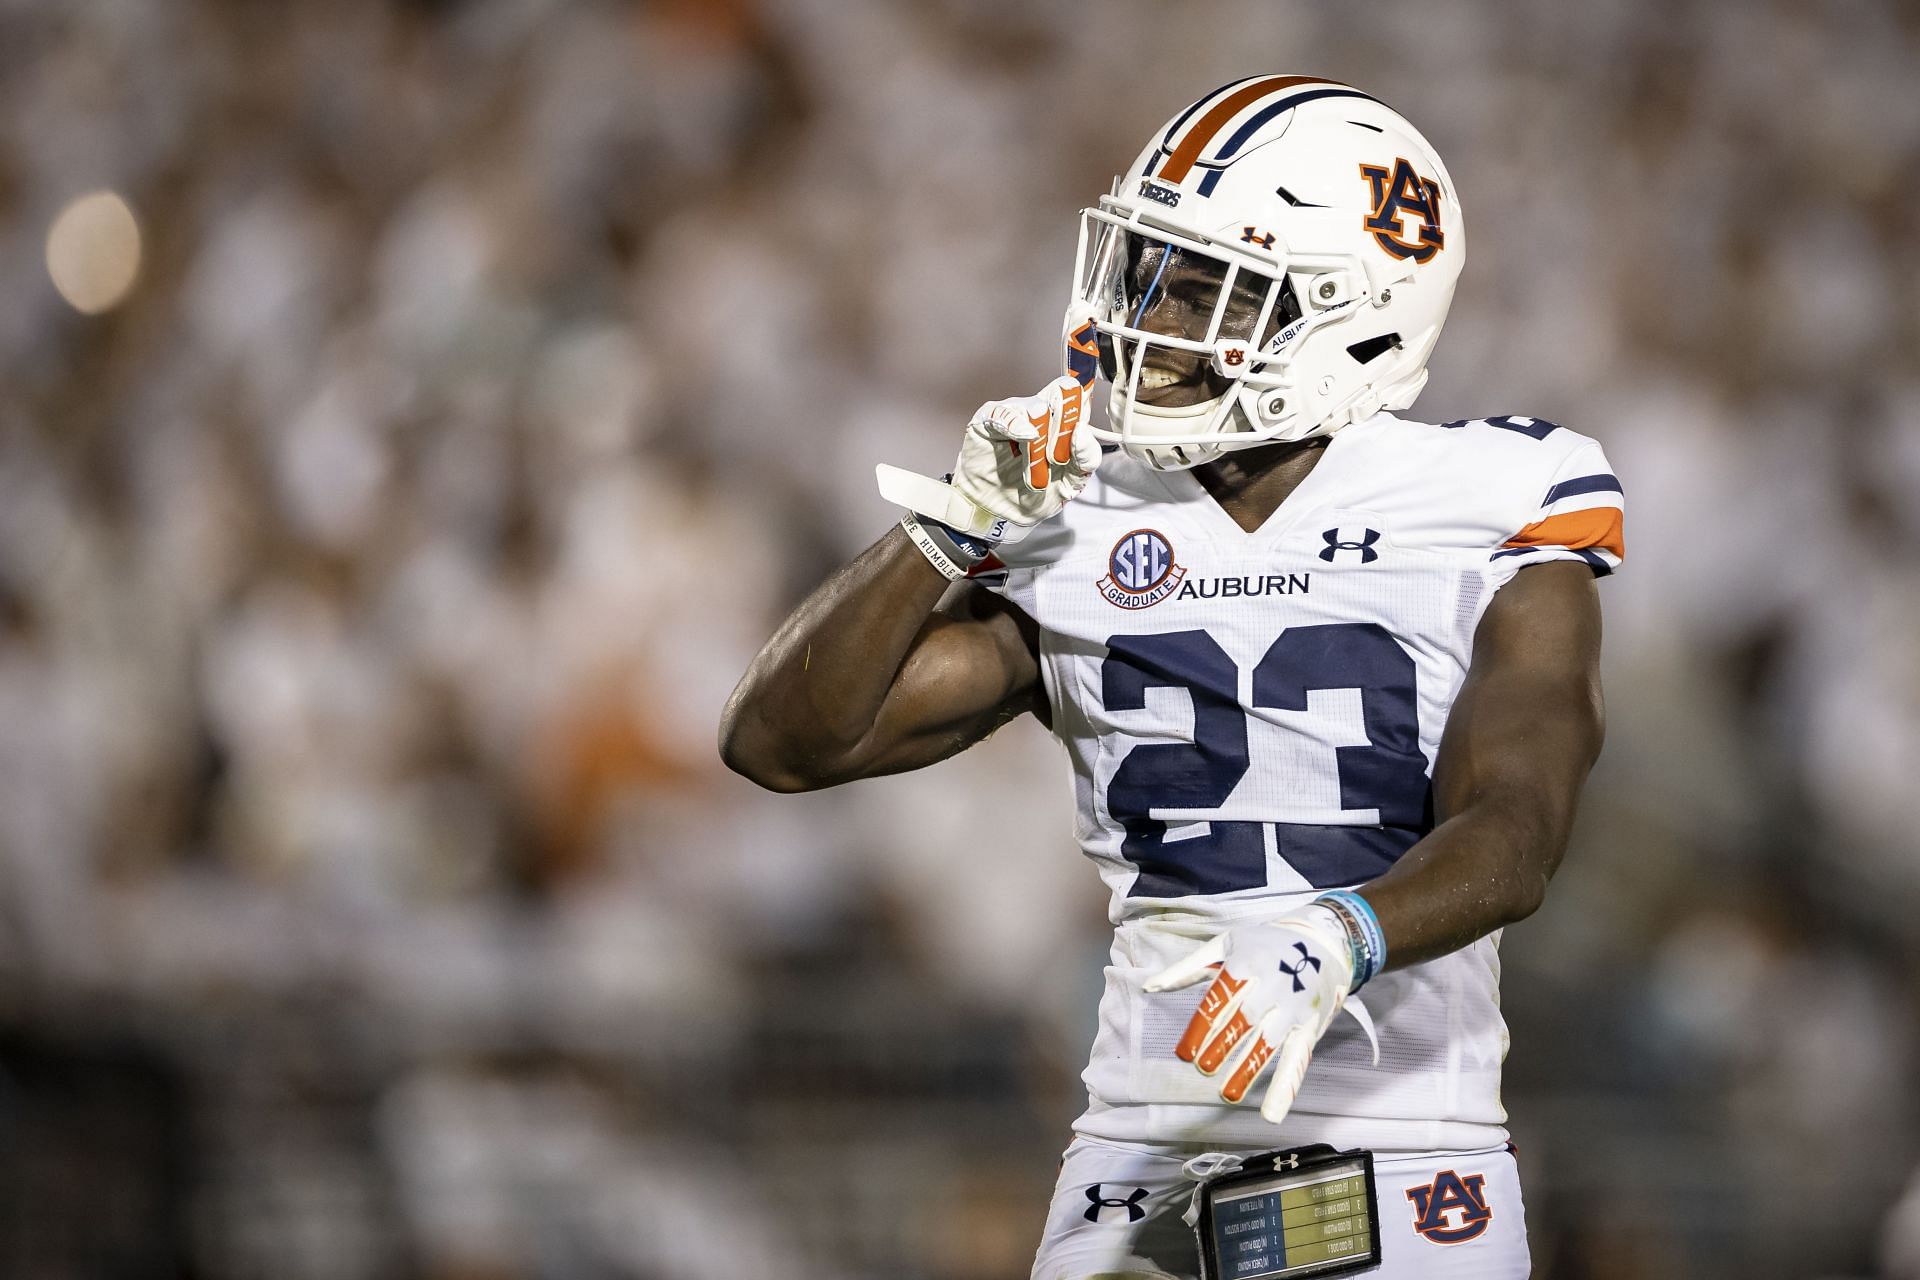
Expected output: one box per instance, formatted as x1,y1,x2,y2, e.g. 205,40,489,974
1156,75,1330,184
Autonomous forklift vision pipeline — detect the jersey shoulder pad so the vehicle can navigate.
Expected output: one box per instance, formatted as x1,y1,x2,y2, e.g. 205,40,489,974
1363,413,1623,574
1420,415,1624,576
1395,413,1611,507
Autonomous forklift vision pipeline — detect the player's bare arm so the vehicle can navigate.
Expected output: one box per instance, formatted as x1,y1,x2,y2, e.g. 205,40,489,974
1358,558,1604,968
722,362,1099,792
718,536,1040,793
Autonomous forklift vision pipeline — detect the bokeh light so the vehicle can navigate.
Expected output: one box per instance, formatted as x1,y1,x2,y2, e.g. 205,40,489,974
45,190,142,314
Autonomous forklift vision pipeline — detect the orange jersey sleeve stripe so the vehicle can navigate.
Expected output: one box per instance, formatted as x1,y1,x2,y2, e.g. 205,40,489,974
1503,506,1625,560
1156,76,1326,183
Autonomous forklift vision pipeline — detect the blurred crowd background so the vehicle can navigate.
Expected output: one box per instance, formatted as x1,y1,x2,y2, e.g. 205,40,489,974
1,0,1917,1276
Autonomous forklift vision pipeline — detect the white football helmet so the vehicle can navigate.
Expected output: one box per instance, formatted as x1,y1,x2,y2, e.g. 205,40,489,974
1068,75,1466,469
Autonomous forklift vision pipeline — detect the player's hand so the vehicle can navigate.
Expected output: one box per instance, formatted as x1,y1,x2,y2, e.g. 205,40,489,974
875,320,1103,543
1142,904,1377,1127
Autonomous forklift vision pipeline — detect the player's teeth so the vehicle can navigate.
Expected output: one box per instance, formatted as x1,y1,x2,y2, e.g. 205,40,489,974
1140,367,1183,390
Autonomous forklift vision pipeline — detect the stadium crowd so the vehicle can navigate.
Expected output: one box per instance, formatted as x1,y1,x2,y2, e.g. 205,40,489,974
0,0,1917,1276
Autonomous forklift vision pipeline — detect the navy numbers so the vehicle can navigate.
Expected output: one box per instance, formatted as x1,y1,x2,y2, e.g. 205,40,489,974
1101,623,1431,898
1252,624,1429,827
1102,632,1265,899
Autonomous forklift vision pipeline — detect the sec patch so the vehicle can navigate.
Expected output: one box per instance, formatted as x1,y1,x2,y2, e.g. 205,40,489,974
1098,528,1185,609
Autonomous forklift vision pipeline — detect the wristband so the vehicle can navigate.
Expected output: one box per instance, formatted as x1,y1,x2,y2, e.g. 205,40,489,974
1313,890,1387,992
928,474,1005,560
902,512,992,581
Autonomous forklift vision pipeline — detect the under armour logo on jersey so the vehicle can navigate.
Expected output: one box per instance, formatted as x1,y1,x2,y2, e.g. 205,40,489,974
1406,1171,1493,1244
1084,1184,1150,1223
1276,942,1321,993
1319,527,1381,563
1359,157,1445,263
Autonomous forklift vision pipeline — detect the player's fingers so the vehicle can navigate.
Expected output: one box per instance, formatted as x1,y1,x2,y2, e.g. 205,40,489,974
1025,432,1051,491
1050,375,1081,467
1021,385,1062,491
1176,963,1249,1064
1171,965,1244,1064
1142,935,1227,994
1219,1006,1291,1103
1258,1025,1317,1125
1195,1005,1258,1076
970,402,1039,443
1219,1028,1276,1104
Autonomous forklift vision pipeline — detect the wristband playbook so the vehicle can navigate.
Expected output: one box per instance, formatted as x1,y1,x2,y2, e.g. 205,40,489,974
1187,1145,1381,1279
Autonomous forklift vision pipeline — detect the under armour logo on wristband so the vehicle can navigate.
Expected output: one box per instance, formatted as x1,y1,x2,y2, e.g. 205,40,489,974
1276,942,1321,993
1084,1184,1150,1223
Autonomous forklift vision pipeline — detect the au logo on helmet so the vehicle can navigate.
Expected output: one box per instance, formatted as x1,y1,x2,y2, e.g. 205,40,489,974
1358,158,1446,263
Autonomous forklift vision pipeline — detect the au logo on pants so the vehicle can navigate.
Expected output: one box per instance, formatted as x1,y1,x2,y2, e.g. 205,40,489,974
1405,1170,1492,1243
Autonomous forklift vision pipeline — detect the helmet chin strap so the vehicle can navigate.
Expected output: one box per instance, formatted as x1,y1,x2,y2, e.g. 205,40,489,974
1098,329,1400,470
1104,379,1378,469
1113,392,1237,469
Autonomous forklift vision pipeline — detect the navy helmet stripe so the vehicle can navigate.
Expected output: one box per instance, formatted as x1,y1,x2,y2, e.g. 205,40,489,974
1216,87,1383,161
1196,87,1383,194
1542,473,1623,505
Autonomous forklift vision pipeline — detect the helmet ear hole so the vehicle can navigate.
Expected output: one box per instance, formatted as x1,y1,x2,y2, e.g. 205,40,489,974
1097,332,1119,381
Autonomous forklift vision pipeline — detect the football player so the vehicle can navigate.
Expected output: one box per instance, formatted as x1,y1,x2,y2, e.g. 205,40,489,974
721,75,1622,1279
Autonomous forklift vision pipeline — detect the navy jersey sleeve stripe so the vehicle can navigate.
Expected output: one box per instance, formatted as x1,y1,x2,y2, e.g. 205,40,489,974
1542,473,1623,505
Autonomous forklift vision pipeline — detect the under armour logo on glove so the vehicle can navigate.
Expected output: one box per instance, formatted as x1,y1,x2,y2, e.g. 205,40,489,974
1084,1184,1150,1223
1319,527,1381,563
1142,905,1379,1126
1275,942,1322,993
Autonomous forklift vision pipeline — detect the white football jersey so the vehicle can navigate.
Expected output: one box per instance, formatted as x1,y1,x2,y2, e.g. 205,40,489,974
976,411,1624,1153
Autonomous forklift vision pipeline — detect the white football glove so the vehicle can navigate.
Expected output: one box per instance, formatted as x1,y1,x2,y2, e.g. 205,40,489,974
1143,904,1379,1126
876,321,1104,542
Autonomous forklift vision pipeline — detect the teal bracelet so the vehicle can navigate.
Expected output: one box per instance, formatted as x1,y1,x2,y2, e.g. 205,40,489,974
1313,890,1386,991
